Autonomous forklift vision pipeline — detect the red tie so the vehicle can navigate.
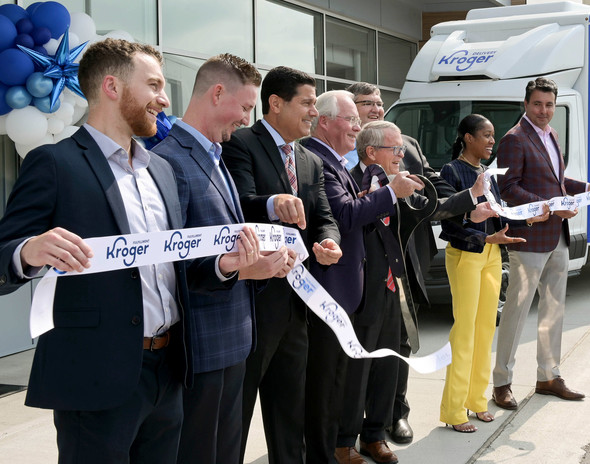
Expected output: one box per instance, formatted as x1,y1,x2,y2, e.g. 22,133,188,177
381,216,396,292
282,144,297,195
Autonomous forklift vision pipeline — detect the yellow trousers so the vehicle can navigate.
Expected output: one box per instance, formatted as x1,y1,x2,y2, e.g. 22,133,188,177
440,243,501,425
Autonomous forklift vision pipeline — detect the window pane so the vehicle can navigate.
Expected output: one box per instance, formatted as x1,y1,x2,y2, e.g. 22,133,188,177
326,17,376,83
386,100,525,170
163,54,204,117
19,0,84,14
378,32,416,89
162,0,253,60
89,0,157,44
256,0,322,74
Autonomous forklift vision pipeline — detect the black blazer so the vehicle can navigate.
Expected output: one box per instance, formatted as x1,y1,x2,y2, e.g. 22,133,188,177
0,127,198,411
221,120,340,310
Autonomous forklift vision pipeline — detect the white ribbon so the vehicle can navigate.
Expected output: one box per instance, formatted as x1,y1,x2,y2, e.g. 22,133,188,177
30,222,450,374
483,168,590,219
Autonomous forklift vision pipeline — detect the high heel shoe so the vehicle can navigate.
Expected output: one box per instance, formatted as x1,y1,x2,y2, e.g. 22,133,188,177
475,411,495,422
445,422,478,433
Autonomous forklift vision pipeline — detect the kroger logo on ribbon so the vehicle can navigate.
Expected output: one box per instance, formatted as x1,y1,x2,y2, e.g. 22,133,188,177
269,226,282,250
527,203,540,215
291,264,317,294
106,236,149,267
164,231,202,259
214,226,239,252
437,49,496,72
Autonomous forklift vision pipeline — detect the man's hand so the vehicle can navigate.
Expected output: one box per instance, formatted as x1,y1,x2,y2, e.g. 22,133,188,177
527,203,551,224
273,248,298,278
313,239,342,265
470,172,486,198
469,202,498,223
218,226,260,276
554,208,578,219
274,194,306,229
388,171,424,198
239,247,292,280
21,227,93,273
485,224,526,245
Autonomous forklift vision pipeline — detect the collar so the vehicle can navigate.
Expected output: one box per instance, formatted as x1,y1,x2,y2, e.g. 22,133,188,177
83,123,150,169
311,137,348,166
174,119,222,165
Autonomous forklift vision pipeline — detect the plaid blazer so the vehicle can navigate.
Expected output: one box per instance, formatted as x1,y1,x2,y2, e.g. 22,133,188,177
497,117,586,252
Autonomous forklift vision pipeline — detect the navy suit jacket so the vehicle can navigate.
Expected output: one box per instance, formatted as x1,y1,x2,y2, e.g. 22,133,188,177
0,127,204,411
153,123,256,374
301,137,394,314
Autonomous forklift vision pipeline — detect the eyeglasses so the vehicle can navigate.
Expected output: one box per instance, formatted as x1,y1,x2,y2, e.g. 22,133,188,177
335,115,362,127
355,100,384,108
374,145,407,155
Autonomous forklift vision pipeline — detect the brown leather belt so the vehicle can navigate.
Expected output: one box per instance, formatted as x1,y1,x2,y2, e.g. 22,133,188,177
143,330,170,350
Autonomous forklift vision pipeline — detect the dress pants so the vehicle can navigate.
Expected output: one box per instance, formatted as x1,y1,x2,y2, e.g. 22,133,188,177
493,233,568,386
392,323,411,424
306,312,353,464
440,243,501,425
54,346,183,464
240,294,307,464
177,361,246,464
337,285,400,447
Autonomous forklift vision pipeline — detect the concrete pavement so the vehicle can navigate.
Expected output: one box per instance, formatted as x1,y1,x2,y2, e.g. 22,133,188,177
1,266,589,463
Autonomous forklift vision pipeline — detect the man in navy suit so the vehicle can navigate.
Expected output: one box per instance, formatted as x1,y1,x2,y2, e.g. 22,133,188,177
0,39,234,464
222,66,342,464
153,54,292,464
300,90,423,464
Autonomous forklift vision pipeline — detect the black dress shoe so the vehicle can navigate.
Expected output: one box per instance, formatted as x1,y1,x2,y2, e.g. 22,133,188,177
387,418,413,444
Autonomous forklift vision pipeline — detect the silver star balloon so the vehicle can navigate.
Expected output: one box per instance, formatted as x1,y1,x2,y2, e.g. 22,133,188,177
17,27,88,111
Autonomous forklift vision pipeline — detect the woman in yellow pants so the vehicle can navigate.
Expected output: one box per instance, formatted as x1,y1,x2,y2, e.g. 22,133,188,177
438,114,548,432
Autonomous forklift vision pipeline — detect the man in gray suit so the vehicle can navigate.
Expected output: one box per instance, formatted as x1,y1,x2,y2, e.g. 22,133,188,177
153,54,291,464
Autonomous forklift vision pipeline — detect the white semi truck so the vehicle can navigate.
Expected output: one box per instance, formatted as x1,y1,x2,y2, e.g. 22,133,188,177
385,1,590,304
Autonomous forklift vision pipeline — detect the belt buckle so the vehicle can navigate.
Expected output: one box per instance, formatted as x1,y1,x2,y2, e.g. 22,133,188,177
150,336,158,351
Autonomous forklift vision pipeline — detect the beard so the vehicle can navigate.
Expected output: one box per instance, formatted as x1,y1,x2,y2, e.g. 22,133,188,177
121,86,158,137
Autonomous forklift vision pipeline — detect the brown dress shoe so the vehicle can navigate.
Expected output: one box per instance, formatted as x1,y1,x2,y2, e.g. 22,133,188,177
535,377,585,400
492,384,518,410
359,440,398,464
334,447,367,464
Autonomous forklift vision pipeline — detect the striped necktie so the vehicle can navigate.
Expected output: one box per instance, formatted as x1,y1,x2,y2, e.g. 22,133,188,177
282,144,298,195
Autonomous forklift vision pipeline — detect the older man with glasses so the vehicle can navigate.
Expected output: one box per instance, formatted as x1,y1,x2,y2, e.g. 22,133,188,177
300,91,424,464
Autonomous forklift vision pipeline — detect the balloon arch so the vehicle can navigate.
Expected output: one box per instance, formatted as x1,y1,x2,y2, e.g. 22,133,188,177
0,1,134,157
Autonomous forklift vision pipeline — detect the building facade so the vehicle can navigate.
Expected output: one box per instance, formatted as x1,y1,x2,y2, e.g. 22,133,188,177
0,0,503,356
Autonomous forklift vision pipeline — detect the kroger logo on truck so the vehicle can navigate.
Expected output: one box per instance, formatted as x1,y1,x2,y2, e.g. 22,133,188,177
437,49,496,72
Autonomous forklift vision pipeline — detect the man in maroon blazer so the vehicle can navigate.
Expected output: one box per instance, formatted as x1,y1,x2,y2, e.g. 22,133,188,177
493,77,587,409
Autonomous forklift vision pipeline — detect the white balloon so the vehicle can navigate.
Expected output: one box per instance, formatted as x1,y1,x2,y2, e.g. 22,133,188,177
69,12,97,44
54,125,80,143
44,38,60,56
68,32,81,49
104,30,134,42
54,102,75,126
0,114,7,135
47,117,65,135
6,107,49,145
71,104,88,125
15,134,55,159
62,89,77,106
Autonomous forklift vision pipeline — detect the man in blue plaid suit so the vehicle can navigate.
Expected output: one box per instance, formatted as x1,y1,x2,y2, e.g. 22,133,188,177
153,54,292,464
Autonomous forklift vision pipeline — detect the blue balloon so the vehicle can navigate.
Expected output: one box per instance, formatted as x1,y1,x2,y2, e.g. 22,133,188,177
30,2,70,39
5,85,32,109
0,49,34,86
0,15,17,52
26,3,42,16
26,72,53,98
16,18,34,35
34,95,59,113
15,33,35,49
31,26,51,46
0,83,11,115
0,5,28,24
33,45,48,56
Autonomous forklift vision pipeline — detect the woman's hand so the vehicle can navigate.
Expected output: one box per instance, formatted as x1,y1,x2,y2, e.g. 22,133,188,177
485,224,526,245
